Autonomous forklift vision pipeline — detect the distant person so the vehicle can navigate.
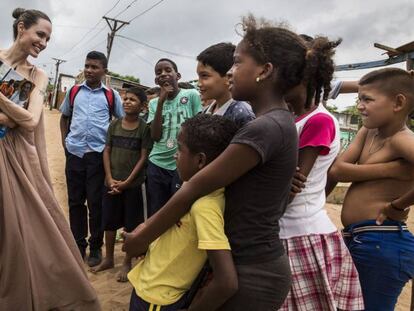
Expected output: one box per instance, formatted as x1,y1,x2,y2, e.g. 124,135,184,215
59,51,124,267
0,7,100,310
91,87,151,282
146,58,202,216
328,68,414,311
197,42,255,128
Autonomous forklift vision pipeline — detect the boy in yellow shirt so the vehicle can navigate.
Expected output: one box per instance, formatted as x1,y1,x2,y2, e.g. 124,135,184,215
127,114,238,310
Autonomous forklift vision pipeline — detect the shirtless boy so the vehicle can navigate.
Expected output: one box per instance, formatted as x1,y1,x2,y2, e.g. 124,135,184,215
328,68,414,311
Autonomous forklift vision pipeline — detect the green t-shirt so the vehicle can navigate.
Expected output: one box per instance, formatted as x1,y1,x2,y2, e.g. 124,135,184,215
147,88,202,170
106,118,152,188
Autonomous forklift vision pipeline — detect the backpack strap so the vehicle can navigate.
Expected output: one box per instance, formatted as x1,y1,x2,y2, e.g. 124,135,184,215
69,85,82,109
103,88,115,120
66,85,82,137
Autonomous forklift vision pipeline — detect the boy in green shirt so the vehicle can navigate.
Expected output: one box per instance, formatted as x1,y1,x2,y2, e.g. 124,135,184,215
146,58,202,216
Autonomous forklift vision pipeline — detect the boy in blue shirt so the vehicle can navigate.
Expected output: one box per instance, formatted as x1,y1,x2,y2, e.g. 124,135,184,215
146,58,202,216
59,51,124,266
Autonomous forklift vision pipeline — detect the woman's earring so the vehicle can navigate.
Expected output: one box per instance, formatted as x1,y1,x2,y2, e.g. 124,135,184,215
256,77,260,83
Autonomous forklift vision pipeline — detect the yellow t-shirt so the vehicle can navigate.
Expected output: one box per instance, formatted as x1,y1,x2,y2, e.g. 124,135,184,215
128,188,230,306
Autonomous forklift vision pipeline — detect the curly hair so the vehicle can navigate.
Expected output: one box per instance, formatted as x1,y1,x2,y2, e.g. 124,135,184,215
125,87,147,104
156,58,178,72
181,114,238,163
303,36,342,108
241,15,340,109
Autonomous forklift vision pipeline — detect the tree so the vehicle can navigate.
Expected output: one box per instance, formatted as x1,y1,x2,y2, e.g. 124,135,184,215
326,104,338,113
108,71,140,84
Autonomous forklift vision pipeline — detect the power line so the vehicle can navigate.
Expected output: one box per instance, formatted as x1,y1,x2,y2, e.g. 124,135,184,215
113,0,138,19
65,38,107,63
128,0,166,22
58,0,123,58
116,34,195,59
117,38,153,67
104,0,123,16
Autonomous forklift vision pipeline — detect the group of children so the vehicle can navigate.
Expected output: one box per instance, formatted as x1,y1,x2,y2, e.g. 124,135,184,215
58,16,414,311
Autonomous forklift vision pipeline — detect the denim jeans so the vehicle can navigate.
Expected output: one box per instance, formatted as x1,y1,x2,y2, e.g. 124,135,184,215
344,220,414,311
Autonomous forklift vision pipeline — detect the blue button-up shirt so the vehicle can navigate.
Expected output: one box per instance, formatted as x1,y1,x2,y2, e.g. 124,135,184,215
60,82,124,158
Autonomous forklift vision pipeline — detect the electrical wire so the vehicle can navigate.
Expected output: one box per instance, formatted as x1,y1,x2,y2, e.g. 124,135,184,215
58,0,122,58
128,0,166,22
113,0,138,19
117,38,153,67
116,34,195,59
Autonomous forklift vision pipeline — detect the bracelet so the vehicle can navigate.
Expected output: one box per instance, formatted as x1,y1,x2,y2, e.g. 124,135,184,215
390,201,410,212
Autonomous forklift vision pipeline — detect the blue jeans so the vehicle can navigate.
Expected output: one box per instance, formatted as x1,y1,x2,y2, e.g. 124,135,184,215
344,220,414,311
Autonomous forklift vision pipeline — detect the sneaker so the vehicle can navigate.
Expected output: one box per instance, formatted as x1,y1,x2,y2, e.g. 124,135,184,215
87,249,102,267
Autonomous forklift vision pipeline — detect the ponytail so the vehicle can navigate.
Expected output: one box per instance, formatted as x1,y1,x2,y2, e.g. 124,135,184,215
303,37,342,108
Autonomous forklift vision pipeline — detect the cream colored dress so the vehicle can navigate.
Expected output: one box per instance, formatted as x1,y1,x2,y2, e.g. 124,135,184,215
0,65,101,310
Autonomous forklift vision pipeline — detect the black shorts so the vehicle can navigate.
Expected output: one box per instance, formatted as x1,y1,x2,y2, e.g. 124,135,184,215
101,186,144,232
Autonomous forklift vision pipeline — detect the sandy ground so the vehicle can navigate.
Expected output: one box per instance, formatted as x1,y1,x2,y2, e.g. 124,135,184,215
44,108,412,311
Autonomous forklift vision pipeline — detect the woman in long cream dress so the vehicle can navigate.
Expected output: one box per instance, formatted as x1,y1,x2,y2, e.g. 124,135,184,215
0,8,100,310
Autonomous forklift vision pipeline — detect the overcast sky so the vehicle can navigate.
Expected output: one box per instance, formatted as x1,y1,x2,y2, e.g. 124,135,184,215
1,0,413,110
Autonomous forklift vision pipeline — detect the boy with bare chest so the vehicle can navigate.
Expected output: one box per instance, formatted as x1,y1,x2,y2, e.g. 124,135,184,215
328,68,414,311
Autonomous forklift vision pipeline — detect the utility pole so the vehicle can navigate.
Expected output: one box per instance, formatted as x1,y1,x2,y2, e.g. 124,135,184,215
50,57,66,110
103,16,129,64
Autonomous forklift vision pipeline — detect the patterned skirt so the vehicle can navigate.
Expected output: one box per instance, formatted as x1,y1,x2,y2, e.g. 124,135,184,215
279,231,364,311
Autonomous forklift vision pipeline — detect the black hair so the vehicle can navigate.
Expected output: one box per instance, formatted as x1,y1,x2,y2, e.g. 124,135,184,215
86,51,108,69
359,68,414,108
125,87,147,104
156,58,178,72
241,15,340,108
299,34,314,42
178,82,195,89
181,114,238,163
8,79,15,85
197,42,236,77
12,8,51,40
145,86,161,96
